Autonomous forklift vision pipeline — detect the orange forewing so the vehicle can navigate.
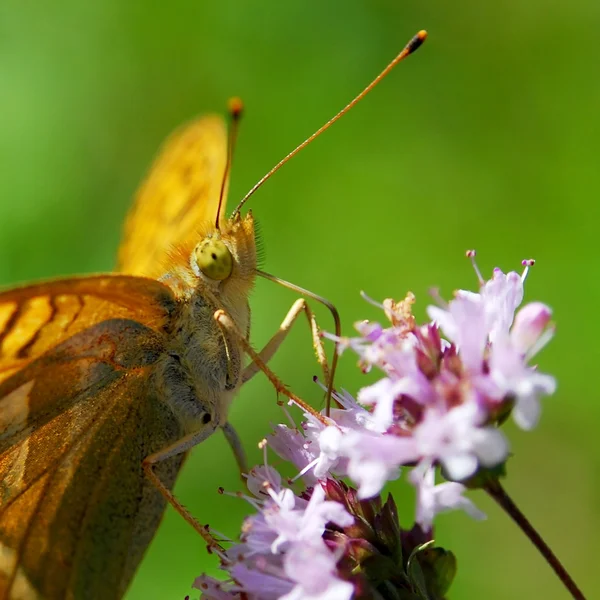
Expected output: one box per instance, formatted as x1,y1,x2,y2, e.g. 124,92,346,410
0,274,176,431
0,275,175,369
117,116,228,278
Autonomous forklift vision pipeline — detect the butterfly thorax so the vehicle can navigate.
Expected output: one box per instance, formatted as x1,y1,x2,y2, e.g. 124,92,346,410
152,213,257,435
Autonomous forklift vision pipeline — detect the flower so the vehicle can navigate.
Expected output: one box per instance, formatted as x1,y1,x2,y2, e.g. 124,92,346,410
427,257,556,430
193,253,557,600
310,254,555,506
196,473,459,600
195,472,353,600
279,543,354,600
412,466,486,531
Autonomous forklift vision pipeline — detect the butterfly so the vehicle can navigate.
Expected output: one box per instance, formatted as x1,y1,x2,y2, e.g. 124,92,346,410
0,29,426,600
0,100,337,600
0,110,242,598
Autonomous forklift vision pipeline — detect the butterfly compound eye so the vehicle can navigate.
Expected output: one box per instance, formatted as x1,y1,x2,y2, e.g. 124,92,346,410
193,239,233,281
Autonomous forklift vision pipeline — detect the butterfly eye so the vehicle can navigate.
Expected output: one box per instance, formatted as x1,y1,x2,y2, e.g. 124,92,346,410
193,239,233,281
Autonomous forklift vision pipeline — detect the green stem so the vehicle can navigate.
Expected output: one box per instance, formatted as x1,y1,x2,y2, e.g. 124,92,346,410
484,478,586,600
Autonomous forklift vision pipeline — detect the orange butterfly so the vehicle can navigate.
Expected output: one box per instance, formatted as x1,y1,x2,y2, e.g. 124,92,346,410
0,31,426,600
0,105,336,600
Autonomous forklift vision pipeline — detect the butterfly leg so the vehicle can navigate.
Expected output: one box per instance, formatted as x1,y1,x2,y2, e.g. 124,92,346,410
218,300,333,479
214,309,328,425
241,298,330,386
221,421,248,474
142,429,225,550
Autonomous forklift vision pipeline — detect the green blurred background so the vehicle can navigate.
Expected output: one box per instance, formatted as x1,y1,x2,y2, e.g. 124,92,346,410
1,1,598,598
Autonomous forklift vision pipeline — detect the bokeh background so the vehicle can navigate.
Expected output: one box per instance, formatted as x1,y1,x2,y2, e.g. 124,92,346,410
1,1,598,598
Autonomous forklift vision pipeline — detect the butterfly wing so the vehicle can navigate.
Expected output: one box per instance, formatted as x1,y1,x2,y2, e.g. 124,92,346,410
0,274,175,385
0,277,182,599
116,116,229,278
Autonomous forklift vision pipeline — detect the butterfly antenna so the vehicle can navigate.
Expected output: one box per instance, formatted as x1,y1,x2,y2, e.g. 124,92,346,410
231,29,427,218
216,97,244,229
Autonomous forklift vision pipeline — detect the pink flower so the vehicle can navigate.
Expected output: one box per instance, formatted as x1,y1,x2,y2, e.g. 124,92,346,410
427,291,488,373
316,254,554,505
427,259,556,429
412,467,486,530
338,430,411,498
411,403,509,481
280,543,354,600
263,484,353,552
267,425,319,484
488,332,556,429
195,475,353,600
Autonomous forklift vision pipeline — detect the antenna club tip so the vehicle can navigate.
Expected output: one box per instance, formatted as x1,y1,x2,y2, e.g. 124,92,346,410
228,96,244,118
407,29,428,54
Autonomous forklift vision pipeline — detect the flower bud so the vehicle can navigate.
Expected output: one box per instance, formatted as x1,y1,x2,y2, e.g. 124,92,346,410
511,302,552,355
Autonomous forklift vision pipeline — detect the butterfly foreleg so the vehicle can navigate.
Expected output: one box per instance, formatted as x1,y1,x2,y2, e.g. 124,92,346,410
213,309,328,426
240,298,330,386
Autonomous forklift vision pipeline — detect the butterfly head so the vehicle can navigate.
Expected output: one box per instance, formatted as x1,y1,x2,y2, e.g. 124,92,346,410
189,211,256,293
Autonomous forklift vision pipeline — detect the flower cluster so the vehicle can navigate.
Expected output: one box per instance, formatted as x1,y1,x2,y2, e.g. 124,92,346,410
194,467,456,600
195,466,355,600
273,254,555,526
195,254,556,599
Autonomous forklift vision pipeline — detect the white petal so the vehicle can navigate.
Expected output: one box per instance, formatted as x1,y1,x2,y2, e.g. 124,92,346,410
443,452,478,481
473,427,509,466
513,394,541,430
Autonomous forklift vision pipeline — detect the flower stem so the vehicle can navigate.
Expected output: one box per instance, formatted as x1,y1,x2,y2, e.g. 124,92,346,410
484,478,586,600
